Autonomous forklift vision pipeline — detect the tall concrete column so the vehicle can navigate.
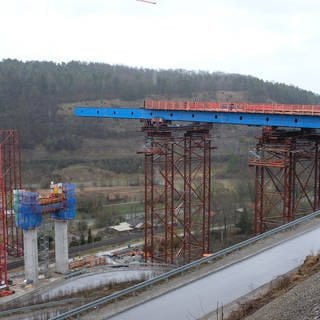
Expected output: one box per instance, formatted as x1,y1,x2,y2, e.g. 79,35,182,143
23,229,38,283
54,220,69,273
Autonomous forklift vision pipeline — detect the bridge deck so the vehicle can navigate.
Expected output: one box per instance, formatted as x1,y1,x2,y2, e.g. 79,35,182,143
75,106,320,129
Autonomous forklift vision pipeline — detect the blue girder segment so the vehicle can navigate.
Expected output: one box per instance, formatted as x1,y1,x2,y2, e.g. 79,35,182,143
75,107,320,129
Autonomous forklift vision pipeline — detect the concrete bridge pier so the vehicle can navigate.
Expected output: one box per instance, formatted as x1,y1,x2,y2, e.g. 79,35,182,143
54,220,69,274
23,229,39,283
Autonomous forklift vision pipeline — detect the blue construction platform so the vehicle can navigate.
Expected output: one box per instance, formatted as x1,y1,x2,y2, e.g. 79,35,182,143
14,184,76,231
75,106,320,129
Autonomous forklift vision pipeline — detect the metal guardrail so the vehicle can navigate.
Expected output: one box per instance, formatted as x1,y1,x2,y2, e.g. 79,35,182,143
0,298,84,317
48,209,320,319
144,100,320,116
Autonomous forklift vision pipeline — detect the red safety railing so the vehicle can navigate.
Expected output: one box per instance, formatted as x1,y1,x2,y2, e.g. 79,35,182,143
144,100,320,116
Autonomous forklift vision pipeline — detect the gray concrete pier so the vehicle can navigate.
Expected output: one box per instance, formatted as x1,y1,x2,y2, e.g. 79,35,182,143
54,220,69,274
23,229,39,283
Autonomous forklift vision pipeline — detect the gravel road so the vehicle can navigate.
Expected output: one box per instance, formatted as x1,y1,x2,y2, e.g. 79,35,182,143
244,271,320,320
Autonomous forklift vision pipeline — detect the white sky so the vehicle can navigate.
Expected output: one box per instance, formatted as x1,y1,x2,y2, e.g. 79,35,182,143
0,0,320,93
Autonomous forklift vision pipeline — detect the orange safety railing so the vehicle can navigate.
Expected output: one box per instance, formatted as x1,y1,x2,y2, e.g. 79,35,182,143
144,100,320,116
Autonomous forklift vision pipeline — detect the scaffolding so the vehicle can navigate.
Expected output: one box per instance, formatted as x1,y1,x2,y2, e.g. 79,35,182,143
50,183,76,220
141,121,212,264
14,183,76,283
15,183,76,228
249,127,320,233
0,130,22,287
38,229,50,278
14,190,42,230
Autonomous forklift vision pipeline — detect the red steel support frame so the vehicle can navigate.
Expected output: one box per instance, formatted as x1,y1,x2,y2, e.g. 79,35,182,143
142,122,212,264
183,129,211,262
0,130,22,286
250,127,320,233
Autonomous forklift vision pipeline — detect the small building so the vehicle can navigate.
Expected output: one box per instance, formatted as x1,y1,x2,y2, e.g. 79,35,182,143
110,222,133,232
135,222,144,230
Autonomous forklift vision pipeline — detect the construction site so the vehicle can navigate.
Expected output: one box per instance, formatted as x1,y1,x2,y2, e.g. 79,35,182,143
2,100,320,319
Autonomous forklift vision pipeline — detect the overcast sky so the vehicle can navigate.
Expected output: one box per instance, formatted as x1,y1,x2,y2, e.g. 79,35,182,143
1,0,319,93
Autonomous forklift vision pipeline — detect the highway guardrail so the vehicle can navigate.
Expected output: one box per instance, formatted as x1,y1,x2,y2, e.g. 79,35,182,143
47,209,320,319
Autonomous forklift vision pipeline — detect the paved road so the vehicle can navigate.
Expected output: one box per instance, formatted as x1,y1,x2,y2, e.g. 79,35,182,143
107,227,320,320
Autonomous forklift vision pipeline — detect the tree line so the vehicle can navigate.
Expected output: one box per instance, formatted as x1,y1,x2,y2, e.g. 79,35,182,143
0,59,319,150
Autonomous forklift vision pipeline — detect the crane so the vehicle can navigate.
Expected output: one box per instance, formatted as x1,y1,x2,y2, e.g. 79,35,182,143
136,0,157,4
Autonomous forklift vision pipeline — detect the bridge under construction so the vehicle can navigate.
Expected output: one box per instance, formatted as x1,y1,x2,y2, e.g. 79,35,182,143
2,99,320,291
75,100,320,265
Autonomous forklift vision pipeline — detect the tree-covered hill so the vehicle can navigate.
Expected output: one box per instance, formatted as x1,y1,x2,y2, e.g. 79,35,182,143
1,59,319,151
3,59,318,225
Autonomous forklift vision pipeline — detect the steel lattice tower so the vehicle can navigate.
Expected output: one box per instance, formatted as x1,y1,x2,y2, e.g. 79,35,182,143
142,122,212,264
249,127,320,233
0,130,22,286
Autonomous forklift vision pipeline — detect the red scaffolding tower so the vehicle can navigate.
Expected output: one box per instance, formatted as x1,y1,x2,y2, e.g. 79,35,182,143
0,130,22,287
249,127,320,233
141,121,212,264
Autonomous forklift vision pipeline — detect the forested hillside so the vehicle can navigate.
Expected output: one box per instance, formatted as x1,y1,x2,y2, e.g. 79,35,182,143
2,59,318,235
0,59,319,150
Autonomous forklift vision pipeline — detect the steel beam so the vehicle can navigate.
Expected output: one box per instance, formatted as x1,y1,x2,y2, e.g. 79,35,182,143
75,106,320,129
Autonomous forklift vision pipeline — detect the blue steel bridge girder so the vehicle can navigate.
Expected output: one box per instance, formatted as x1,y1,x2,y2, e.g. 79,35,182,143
75,106,320,129
75,106,320,239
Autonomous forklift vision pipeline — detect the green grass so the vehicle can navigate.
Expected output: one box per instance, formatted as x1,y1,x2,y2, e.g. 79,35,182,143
103,202,144,215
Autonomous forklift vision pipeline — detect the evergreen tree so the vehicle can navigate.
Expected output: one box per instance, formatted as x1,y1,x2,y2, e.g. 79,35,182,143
87,228,93,243
237,207,252,234
80,233,86,245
